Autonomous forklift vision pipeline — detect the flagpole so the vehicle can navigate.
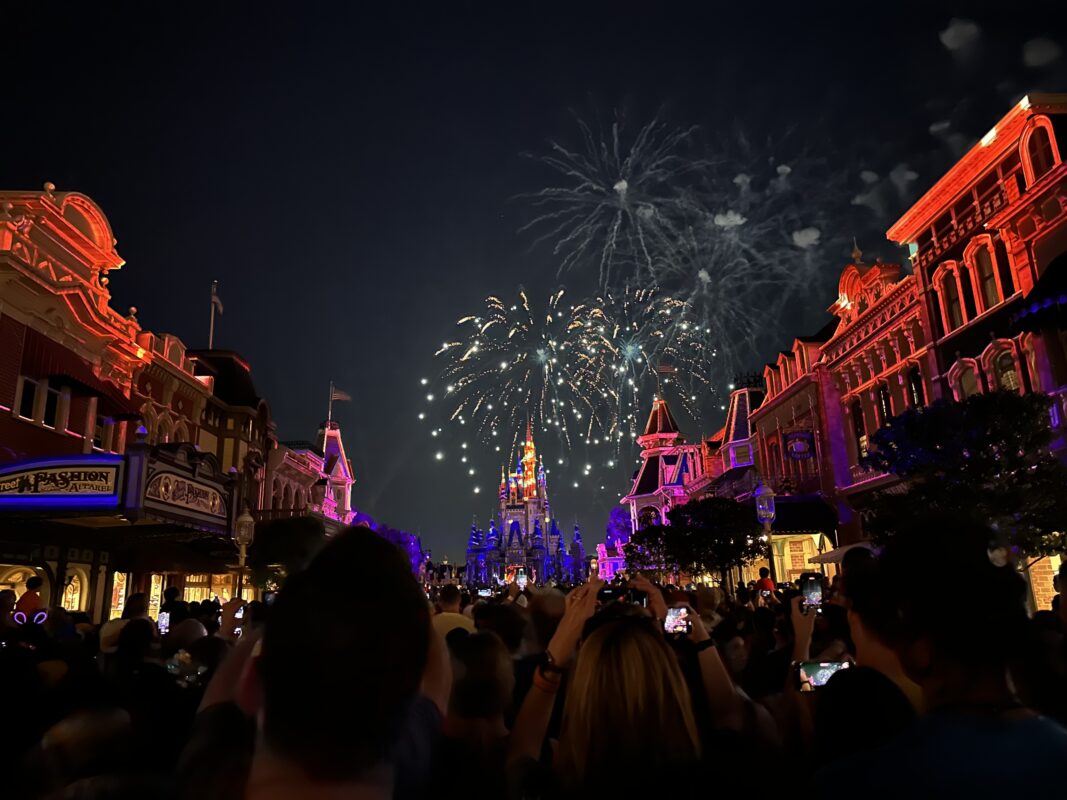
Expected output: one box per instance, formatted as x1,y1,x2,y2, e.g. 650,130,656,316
328,381,334,425
209,281,217,349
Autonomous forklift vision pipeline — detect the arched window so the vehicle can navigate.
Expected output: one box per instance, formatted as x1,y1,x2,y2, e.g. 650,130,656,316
876,384,893,424
63,573,83,611
850,399,868,459
907,366,925,407
156,418,170,444
941,275,964,331
995,351,1020,391
1027,126,1055,181
975,247,1000,310
282,484,293,510
958,364,980,398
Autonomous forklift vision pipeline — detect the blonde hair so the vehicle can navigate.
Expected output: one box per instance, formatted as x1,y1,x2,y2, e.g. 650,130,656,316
555,618,701,789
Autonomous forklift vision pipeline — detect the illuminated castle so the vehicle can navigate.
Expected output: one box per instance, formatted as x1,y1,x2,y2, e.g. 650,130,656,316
465,420,587,585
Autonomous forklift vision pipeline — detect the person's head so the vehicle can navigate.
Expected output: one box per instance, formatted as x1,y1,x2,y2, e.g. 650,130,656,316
121,593,149,620
472,601,526,654
25,576,43,592
258,527,430,781
844,555,904,658
438,584,462,613
812,665,917,766
0,589,15,614
115,618,155,668
448,631,514,721
164,586,181,603
878,513,1028,704
528,588,565,649
758,567,770,580
557,617,701,791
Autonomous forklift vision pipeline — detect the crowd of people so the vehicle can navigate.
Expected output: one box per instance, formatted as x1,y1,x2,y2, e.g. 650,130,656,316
2,511,1066,798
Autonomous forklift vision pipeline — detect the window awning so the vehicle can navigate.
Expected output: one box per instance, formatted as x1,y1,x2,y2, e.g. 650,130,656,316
21,329,142,420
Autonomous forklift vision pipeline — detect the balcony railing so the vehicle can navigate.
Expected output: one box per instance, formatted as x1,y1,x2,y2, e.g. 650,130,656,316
848,463,888,485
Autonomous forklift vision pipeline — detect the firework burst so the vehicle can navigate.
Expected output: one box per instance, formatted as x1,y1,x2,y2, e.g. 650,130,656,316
427,285,715,456
520,110,708,287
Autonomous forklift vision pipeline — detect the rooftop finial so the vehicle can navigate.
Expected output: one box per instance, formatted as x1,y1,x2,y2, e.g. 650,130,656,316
852,238,864,263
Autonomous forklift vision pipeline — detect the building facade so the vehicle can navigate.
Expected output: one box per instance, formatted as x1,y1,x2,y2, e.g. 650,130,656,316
0,186,370,618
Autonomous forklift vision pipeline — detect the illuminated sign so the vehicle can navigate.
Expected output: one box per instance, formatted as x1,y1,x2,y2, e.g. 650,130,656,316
145,472,226,519
0,456,124,508
785,431,815,460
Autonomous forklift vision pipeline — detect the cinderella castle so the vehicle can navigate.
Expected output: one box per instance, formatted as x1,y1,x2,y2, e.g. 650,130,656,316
465,421,587,585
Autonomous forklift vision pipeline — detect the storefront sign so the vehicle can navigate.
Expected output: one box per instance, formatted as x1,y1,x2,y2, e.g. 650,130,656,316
784,431,815,460
0,457,124,508
145,472,227,520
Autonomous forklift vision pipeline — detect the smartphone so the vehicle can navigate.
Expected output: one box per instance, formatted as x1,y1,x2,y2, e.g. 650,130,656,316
760,589,772,599
663,607,692,635
477,588,492,598
625,588,648,607
263,591,277,606
795,660,851,691
597,585,625,603
235,606,245,620
157,611,171,635
800,573,823,613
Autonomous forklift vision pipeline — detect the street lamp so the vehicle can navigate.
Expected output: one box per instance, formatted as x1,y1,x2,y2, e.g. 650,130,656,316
233,506,255,600
755,481,777,583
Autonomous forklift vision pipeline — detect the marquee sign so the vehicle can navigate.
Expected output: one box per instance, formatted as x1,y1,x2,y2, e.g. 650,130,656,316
0,456,124,508
145,472,227,520
784,431,815,461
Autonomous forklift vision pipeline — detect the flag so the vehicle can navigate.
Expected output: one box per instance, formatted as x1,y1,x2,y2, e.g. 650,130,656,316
211,281,224,315
331,386,352,402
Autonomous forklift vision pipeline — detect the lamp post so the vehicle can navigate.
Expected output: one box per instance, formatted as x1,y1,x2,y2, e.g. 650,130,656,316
755,481,777,583
233,506,255,600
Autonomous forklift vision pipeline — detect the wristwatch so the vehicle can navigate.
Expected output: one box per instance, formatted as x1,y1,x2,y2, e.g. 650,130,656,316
539,649,565,675
694,639,716,653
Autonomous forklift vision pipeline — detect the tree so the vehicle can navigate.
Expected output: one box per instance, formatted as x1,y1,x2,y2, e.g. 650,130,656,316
605,505,633,545
626,496,765,578
863,391,1067,556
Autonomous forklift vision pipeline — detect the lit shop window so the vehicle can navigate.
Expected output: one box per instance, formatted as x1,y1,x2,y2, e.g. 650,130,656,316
109,573,129,620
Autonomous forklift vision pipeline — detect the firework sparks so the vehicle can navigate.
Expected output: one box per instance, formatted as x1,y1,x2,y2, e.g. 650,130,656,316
428,284,714,455
520,110,709,287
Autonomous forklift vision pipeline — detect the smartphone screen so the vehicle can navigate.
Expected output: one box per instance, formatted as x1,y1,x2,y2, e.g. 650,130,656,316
760,589,772,598
796,660,851,691
235,606,245,620
597,585,622,603
477,588,492,597
663,607,692,635
263,592,277,606
626,588,648,607
801,574,823,611
157,611,171,635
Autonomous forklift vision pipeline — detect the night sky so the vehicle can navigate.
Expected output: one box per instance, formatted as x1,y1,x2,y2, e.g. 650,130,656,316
4,2,1064,558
